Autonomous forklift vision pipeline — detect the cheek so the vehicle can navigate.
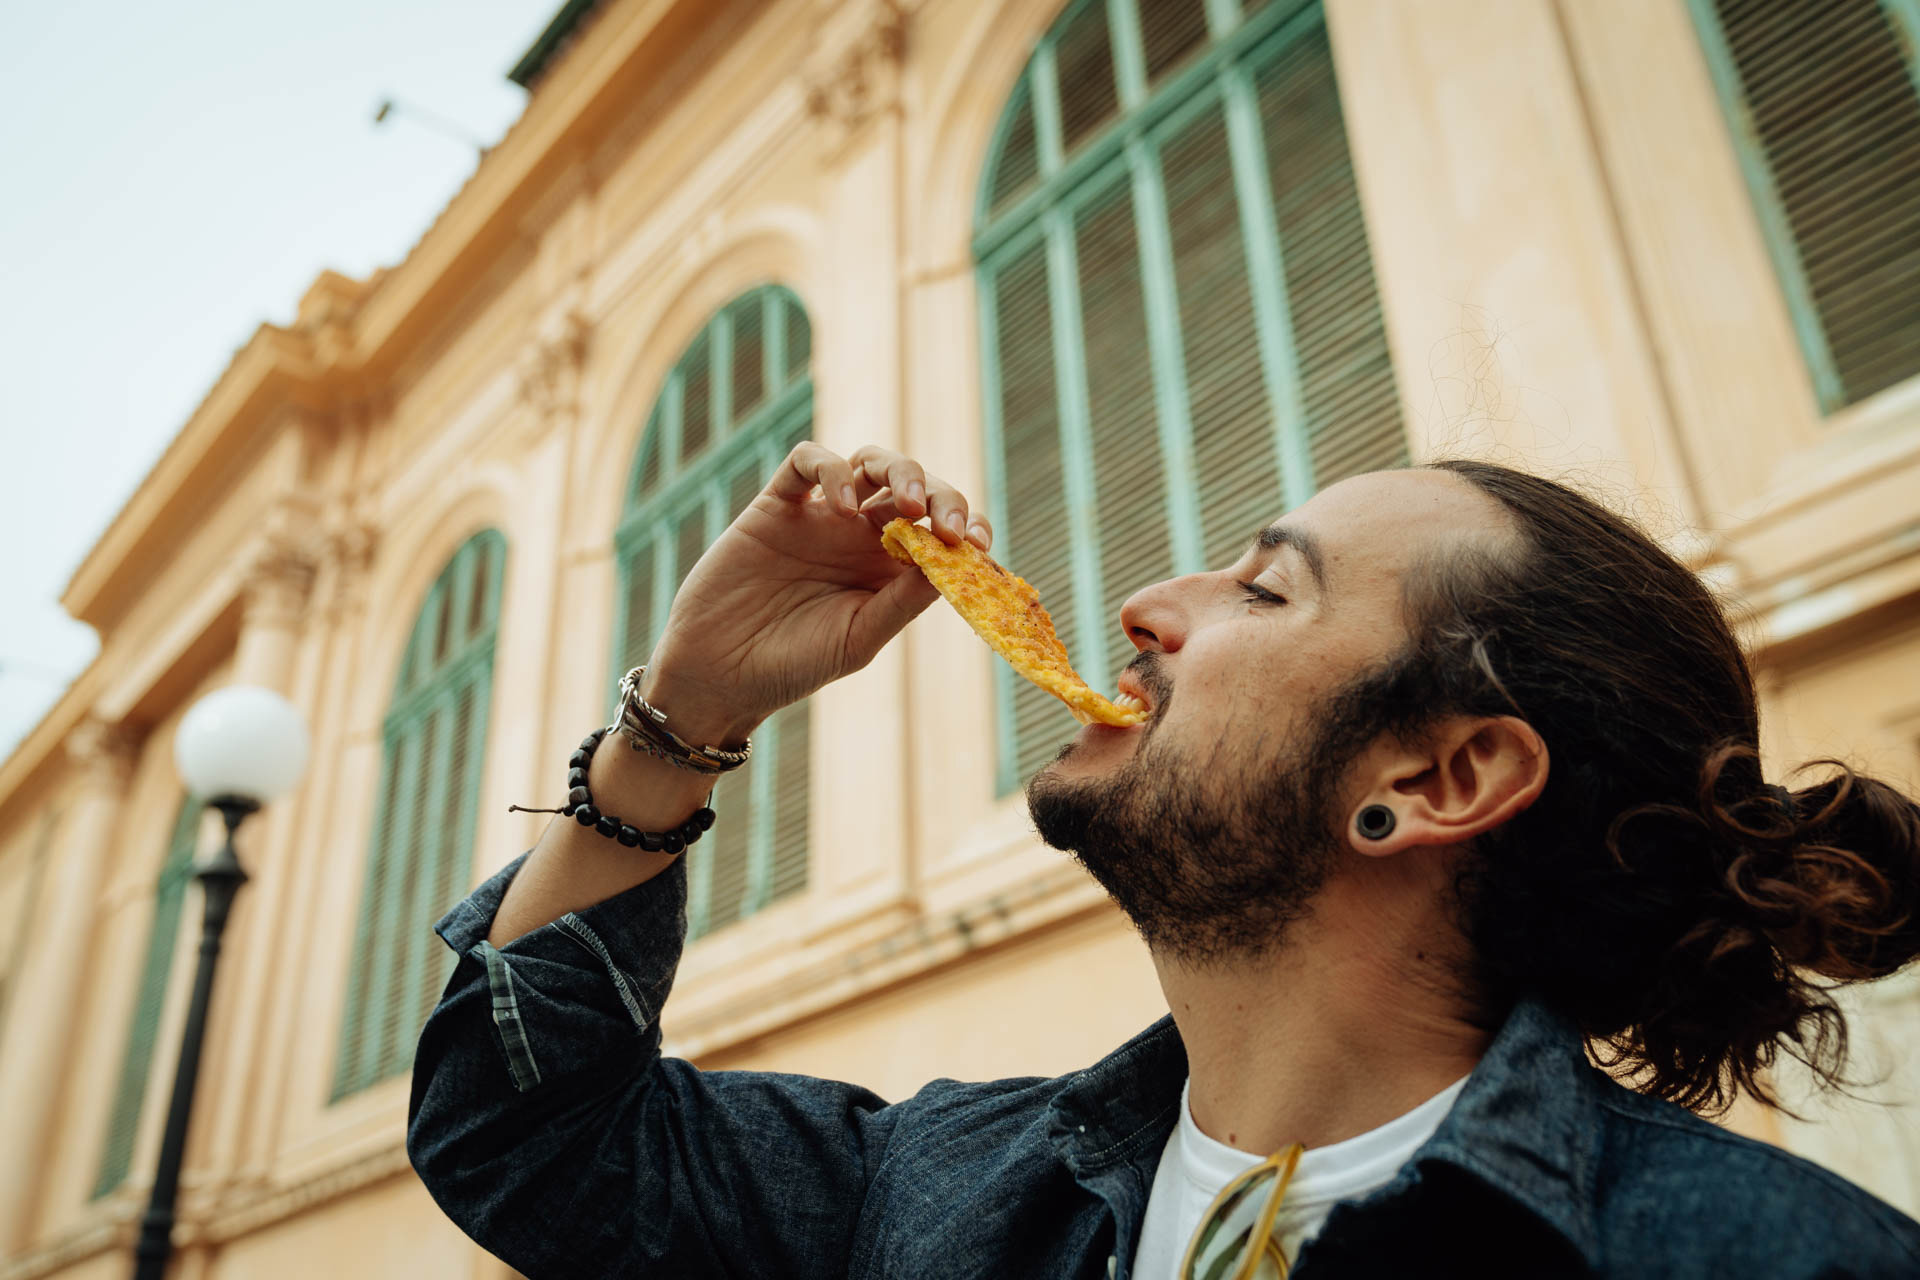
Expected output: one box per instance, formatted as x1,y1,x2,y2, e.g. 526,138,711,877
1166,633,1318,746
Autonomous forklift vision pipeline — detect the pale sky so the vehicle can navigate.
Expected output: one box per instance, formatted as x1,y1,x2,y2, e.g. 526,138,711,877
0,0,561,763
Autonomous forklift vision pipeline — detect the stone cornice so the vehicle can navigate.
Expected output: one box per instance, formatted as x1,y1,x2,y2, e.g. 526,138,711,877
60,327,328,633
60,0,726,635
350,0,723,382
197,1142,414,1246
0,1218,124,1280
0,1141,415,1278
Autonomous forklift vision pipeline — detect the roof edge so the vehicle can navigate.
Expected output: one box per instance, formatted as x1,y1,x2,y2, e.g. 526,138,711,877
508,0,605,87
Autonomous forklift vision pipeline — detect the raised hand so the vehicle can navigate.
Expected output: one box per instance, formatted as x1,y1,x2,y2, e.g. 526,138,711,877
641,443,992,743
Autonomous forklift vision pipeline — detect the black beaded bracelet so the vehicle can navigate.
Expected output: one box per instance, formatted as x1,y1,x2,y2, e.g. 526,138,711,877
509,728,716,855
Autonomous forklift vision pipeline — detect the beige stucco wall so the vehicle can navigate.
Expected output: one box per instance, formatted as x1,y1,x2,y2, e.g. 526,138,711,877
1,0,1917,1275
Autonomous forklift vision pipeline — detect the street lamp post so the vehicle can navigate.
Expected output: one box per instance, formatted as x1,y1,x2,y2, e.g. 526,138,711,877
132,687,308,1280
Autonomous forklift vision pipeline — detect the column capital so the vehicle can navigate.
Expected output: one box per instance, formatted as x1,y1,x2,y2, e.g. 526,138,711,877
64,714,142,787
318,515,381,623
802,0,909,158
514,310,593,449
240,532,320,633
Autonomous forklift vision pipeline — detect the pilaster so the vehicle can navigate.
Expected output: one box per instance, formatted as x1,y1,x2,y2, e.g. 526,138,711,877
799,0,918,935
0,718,143,1252
181,524,321,1210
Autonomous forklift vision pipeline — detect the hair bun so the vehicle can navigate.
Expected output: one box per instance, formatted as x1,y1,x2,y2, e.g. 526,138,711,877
1767,764,1920,983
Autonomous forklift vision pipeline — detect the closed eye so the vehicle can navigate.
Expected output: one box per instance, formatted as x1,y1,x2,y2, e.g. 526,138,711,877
1237,581,1287,606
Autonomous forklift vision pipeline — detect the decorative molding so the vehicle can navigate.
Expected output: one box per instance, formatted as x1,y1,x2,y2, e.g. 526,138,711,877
240,534,320,633
199,1140,413,1245
241,493,326,632
665,861,1109,1060
0,1217,126,1280
513,309,593,450
0,1141,416,1277
319,515,382,623
672,209,729,276
803,0,909,152
62,715,142,788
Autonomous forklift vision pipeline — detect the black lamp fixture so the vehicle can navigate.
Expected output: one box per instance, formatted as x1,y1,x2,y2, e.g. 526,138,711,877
131,687,309,1280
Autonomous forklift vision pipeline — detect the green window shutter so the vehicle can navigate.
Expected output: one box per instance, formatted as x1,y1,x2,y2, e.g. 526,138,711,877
988,79,1043,218
1140,0,1212,84
92,795,202,1198
612,286,813,941
1057,1,1122,155
1259,29,1402,484
1690,0,1920,411
976,0,1404,794
332,530,505,1102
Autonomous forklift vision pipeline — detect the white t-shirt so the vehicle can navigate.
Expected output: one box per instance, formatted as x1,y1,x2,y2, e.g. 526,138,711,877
1129,1075,1468,1280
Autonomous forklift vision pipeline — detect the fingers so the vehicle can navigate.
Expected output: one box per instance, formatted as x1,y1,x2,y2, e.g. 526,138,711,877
769,443,992,549
768,442,861,515
849,445,930,520
858,492,993,551
850,445,991,548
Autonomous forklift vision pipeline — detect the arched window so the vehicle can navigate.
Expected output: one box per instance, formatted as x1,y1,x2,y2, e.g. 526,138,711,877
613,286,813,940
91,794,199,1198
975,0,1403,792
332,529,505,1100
1689,0,1920,412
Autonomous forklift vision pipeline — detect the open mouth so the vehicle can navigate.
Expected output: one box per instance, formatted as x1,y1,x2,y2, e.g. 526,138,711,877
1066,687,1148,726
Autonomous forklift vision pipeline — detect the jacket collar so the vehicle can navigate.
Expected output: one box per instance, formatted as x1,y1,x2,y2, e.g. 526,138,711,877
1046,997,1606,1270
1412,998,1605,1269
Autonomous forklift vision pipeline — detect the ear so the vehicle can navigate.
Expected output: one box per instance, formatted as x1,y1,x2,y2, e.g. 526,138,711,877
1344,716,1548,857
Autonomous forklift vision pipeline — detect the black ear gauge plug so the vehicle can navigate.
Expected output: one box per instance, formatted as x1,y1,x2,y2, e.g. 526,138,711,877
1356,804,1396,841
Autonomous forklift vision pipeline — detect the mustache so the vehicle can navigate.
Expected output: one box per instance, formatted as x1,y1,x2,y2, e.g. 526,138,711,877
1120,652,1173,717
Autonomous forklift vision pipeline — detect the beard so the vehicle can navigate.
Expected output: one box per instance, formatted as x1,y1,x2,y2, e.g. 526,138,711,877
1027,658,1377,965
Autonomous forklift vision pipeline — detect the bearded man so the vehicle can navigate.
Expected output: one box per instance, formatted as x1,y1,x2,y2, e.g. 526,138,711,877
409,444,1920,1278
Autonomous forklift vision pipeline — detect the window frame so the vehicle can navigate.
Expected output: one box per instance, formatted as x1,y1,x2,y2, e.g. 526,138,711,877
975,0,1393,794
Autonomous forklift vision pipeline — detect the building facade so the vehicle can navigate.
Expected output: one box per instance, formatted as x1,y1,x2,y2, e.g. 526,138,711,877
2,0,1918,1276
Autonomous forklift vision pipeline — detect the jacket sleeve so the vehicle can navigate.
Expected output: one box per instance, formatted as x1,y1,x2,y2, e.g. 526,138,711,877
407,851,903,1279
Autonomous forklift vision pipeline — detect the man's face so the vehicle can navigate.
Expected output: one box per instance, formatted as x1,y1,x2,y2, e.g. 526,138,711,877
1026,468,1509,963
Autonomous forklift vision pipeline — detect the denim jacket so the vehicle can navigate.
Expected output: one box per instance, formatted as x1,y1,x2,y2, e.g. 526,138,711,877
409,852,1920,1278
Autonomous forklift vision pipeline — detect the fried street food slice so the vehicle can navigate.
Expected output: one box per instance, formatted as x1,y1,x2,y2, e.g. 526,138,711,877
881,518,1146,727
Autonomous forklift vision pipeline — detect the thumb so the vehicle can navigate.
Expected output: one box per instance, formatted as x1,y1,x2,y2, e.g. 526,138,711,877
845,568,939,668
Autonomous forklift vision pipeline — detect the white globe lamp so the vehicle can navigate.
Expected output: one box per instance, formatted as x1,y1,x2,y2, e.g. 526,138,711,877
175,684,310,808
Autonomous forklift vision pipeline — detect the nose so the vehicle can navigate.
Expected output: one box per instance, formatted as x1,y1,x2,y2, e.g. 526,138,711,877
1118,575,1196,654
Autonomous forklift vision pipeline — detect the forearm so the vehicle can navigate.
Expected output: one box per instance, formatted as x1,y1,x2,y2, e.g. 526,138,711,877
487,671,760,947
412,837,895,1279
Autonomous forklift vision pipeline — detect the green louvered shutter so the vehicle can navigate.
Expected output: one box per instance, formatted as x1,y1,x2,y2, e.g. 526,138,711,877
975,0,1404,793
92,795,202,1197
1690,0,1920,411
332,530,504,1101
611,287,814,940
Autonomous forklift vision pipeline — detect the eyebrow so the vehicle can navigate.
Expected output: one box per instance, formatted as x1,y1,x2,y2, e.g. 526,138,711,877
1251,523,1330,598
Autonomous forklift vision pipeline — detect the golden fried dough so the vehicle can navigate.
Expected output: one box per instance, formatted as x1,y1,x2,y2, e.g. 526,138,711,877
881,518,1146,727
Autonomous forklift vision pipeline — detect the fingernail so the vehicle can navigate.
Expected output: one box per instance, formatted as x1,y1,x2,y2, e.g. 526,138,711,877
908,480,925,506
948,512,966,537
841,485,857,511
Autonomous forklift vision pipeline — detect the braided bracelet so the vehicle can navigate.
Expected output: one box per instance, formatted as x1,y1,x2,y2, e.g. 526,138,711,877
508,728,716,855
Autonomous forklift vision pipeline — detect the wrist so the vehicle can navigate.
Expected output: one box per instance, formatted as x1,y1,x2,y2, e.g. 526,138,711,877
638,666,761,748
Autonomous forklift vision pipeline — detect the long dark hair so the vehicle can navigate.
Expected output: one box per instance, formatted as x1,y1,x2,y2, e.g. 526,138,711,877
1371,460,1920,1114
